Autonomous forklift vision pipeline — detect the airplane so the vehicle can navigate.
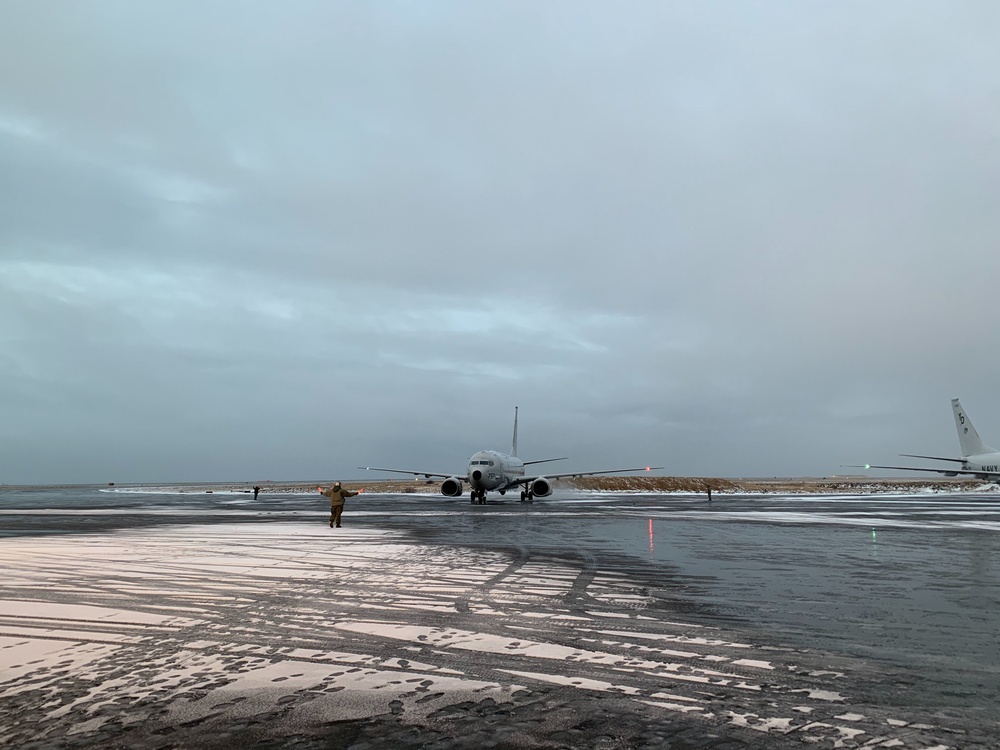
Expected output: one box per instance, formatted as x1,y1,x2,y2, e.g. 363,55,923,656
851,398,1000,481
360,407,663,504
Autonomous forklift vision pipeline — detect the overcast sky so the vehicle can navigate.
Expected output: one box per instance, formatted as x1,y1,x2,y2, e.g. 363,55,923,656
2,2,999,485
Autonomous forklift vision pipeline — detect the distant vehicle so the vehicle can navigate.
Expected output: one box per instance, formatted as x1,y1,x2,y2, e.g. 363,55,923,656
858,398,1000,481
360,407,662,504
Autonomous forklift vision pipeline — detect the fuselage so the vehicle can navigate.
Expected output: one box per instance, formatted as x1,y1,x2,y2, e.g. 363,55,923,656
467,450,525,493
963,452,1000,476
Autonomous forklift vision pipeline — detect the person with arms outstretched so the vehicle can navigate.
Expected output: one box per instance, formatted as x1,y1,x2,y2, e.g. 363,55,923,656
320,481,360,528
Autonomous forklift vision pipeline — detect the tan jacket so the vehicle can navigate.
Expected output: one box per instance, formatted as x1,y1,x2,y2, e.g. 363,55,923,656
322,485,359,507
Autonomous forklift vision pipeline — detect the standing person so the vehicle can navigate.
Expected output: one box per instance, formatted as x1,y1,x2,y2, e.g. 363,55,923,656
253,485,261,500
706,484,712,502
320,481,360,528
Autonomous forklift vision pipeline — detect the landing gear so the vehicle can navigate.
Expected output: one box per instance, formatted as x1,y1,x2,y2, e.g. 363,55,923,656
470,490,487,505
520,490,533,503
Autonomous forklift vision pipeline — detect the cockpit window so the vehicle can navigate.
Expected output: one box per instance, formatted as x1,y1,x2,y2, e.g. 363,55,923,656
489,460,495,466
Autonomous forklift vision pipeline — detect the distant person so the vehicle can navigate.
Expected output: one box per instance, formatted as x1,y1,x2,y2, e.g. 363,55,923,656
320,481,360,528
706,484,712,502
253,485,261,500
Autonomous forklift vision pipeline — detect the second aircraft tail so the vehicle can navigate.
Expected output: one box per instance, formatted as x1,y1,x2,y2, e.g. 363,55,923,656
511,406,518,458
952,398,997,457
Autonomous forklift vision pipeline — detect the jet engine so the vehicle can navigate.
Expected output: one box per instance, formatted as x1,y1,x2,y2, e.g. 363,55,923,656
530,477,553,498
440,477,464,497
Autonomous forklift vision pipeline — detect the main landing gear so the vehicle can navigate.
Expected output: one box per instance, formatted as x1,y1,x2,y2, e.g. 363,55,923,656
470,489,487,505
520,490,533,503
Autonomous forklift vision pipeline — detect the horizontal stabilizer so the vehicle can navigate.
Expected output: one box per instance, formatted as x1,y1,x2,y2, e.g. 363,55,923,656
899,453,964,464
523,457,569,466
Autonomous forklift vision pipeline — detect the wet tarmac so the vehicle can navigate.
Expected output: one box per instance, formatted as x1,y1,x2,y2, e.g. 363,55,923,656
1,485,998,748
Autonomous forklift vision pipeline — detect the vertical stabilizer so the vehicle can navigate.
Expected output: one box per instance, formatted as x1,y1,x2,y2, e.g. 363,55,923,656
511,406,519,457
952,398,996,457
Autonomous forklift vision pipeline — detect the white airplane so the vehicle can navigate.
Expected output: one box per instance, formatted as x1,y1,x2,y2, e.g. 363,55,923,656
857,398,1000,481
360,407,662,503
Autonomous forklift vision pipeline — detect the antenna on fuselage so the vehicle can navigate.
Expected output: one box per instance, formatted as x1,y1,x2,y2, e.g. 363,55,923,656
512,406,518,457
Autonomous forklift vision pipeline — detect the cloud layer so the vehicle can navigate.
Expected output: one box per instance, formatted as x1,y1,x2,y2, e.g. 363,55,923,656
2,2,999,483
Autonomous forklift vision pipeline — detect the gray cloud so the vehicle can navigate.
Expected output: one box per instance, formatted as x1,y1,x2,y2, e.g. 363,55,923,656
2,2,999,483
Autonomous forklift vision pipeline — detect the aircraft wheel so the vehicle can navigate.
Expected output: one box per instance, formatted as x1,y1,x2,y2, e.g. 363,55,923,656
520,490,527,502
470,490,477,504
527,492,534,503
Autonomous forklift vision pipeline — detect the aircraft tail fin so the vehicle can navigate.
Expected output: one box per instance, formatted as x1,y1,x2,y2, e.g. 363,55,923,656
511,406,518,458
952,398,997,457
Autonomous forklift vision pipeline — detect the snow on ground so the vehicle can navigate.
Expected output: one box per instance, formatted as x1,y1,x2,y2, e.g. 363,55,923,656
0,523,985,748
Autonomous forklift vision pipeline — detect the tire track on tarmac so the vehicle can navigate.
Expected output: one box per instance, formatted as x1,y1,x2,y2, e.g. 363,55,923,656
563,546,599,613
454,544,530,614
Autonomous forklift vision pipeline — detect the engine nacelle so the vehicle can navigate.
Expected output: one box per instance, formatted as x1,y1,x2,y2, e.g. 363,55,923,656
440,477,464,497
530,477,553,498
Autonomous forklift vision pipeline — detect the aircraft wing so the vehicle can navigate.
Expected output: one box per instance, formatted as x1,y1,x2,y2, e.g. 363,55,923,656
359,466,463,480
511,466,663,486
845,463,982,477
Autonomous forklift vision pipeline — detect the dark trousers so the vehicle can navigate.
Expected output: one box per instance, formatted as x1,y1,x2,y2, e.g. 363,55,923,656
330,504,344,527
